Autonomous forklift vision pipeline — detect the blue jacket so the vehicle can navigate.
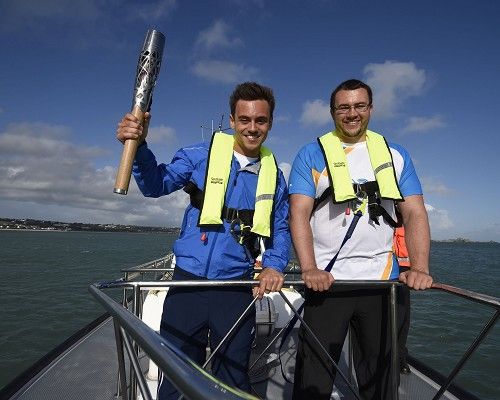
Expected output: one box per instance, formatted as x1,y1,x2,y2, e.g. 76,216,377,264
133,141,291,279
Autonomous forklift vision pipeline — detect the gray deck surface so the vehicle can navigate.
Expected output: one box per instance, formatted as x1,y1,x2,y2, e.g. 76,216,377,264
251,330,460,400
12,318,120,400
9,318,461,400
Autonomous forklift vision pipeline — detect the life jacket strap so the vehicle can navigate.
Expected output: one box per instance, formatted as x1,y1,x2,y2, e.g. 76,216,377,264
184,181,255,226
312,181,402,228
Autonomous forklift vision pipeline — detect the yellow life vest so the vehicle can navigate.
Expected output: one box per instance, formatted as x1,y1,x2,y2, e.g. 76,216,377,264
199,131,278,238
318,130,403,203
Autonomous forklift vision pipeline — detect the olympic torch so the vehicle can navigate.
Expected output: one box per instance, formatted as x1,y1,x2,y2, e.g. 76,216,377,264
114,29,166,195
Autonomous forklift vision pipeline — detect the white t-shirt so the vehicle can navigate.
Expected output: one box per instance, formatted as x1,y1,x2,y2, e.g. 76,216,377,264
233,151,258,168
289,139,422,280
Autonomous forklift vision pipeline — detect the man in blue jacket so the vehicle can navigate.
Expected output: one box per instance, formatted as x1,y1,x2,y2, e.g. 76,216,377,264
116,82,290,399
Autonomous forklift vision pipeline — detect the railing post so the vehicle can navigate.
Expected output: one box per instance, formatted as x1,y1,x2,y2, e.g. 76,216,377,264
390,283,399,400
113,319,128,400
120,326,153,400
129,284,142,400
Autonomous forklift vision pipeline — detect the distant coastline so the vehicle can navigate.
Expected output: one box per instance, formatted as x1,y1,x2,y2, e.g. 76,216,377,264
432,237,499,244
0,217,180,234
1,217,497,244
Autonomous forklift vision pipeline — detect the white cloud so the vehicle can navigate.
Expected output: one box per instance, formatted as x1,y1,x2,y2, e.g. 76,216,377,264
402,115,445,134
425,203,454,230
6,167,26,179
363,61,427,119
273,113,291,124
278,162,291,184
0,122,188,227
421,177,453,196
299,99,331,127
147,124,177,144
190,20,260,85
136,0,177,22
191,60,258,84
0,122,105,158
195,20,243,54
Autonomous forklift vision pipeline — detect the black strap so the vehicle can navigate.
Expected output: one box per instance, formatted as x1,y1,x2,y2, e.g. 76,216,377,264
184,181,204,206
184,181,259,258
311,186,333,213
312,182,401,228
184,181,254,226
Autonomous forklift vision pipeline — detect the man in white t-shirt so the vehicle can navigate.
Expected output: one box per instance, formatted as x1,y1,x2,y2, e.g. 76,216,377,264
289,79,433,400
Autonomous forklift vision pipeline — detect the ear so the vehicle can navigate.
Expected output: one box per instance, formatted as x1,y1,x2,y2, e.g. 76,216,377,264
229,114,235,130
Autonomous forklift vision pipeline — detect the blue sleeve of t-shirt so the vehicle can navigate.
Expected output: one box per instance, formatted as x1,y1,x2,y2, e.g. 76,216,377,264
288,143,319,199
390,143,423,197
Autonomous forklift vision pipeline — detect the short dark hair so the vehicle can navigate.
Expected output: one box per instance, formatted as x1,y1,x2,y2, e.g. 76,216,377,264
330,79,373,109
229,82,275,121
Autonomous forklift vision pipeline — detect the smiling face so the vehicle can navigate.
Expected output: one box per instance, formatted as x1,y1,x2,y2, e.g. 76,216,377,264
331,88,372,143
230,99,272,157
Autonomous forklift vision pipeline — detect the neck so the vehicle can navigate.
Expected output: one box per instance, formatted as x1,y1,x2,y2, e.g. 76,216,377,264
334,130,366,144
234,149,258,159
233,145,260,158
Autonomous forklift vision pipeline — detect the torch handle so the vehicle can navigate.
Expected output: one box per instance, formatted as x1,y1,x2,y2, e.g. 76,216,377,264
113,105,144,195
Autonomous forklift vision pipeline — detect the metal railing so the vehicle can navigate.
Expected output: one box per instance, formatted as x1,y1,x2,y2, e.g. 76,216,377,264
90,255,499,400
429,283,499,400
89,283,257,400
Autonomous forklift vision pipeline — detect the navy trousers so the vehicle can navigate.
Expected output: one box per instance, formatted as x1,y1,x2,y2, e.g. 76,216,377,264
157,267,255,400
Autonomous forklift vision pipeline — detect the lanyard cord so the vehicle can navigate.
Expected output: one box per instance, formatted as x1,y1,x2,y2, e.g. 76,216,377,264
278,202,365,388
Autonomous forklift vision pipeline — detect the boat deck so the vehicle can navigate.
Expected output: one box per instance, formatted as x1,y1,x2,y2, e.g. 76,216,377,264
8,316,462,400
251,329,461,400
9,318,120,400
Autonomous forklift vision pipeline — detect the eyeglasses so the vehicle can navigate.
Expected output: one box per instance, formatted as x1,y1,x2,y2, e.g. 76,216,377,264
333,103,371,114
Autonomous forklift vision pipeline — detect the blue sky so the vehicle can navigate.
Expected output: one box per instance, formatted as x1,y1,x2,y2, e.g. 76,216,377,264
0,0,499,241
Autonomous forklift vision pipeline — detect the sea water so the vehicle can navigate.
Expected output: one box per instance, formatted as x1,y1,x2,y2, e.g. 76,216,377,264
0,230,175,390
410,241,499,399
0,231,498,399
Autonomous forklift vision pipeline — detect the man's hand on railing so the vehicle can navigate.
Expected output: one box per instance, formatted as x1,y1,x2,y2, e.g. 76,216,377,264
302,268,335,292
253,268,285,298
399,269,433,290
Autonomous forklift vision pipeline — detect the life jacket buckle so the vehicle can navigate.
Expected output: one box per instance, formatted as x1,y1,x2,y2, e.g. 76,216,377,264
353,182,367,205
230,217,252,244
230,217,243,243
229,217,259,258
